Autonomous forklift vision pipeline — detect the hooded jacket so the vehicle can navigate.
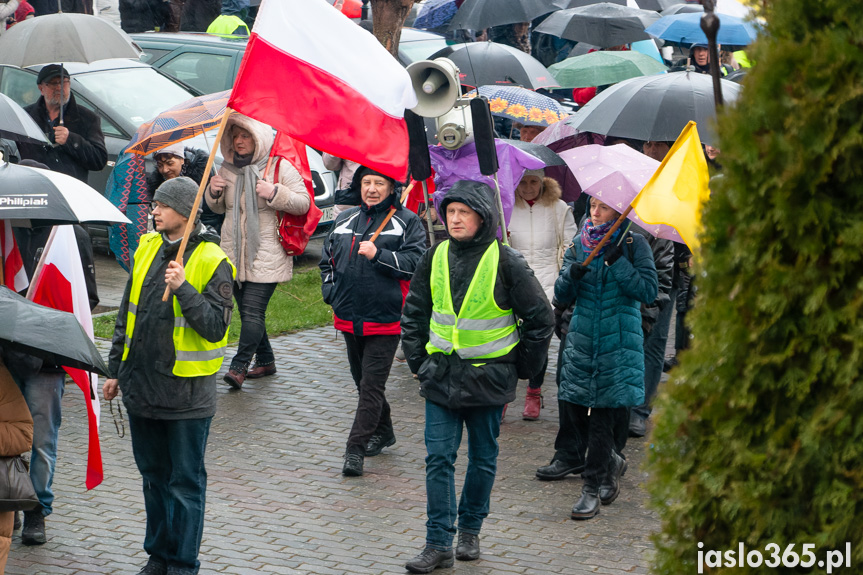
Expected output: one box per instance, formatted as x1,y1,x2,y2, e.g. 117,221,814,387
18,93,107,184
555,223,657,408
205,113,310,284
148,147,223,233
108,224,235,420
319,189,425,336
401,181,554,409
508,177,578,302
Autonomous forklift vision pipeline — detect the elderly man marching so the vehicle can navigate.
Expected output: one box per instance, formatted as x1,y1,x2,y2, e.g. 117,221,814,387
320,166,426,477
401,181,553,573
104,177,236,575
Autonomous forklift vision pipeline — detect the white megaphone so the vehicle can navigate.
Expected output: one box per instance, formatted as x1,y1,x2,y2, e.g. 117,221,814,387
406,57,462,118
407,58,474,150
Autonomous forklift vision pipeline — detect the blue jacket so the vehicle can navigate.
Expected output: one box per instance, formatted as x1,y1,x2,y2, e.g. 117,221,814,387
555,231,658,408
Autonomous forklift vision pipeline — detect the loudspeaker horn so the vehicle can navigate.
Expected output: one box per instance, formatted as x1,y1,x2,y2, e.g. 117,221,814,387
406,58,462,118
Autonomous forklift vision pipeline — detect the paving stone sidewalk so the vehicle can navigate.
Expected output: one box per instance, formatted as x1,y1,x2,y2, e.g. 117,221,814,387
6,324,660,575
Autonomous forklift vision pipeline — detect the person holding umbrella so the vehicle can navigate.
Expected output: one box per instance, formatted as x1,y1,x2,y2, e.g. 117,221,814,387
207,112,310,389
319,166,425,477
556,196,657,520
17,64,107,184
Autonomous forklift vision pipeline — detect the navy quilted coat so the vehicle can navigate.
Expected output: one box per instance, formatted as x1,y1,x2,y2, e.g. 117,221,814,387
555,232,658,408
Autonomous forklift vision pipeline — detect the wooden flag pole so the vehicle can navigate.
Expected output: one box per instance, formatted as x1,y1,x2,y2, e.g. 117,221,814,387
162,108,233,302
581,206,633,267
369,208,397,243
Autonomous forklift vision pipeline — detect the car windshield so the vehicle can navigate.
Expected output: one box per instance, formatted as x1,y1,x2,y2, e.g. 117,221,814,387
399,38,449,64
73,67,194,127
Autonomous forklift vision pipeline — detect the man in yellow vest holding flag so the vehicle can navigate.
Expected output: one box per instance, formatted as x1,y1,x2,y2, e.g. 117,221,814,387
104,176,235,575
401,181,554,573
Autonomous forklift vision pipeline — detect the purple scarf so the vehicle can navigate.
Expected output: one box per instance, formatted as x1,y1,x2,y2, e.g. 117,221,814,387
580,218,617,254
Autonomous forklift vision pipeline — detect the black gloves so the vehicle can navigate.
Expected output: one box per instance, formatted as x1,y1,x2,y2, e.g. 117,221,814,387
569,263,589,282
604,242,624,266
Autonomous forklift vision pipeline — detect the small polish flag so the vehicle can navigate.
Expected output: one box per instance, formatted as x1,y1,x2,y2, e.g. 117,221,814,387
28,226,103,490
229,0,417,181
0,221,28,292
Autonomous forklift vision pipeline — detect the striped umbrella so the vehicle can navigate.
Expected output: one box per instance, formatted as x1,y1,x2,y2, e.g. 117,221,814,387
125,90,230,156
465,85,571,127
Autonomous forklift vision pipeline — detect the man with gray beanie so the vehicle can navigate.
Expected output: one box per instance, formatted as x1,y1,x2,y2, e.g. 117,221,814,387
104,176,236,575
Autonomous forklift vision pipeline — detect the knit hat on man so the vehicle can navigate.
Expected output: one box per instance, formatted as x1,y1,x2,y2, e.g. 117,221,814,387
154,176,199,219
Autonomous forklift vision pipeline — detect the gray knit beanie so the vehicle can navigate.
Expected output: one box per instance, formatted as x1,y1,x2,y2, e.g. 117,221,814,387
154,176,199,219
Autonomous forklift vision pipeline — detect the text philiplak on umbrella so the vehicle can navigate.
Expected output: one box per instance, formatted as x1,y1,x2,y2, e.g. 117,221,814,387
0,196,49,207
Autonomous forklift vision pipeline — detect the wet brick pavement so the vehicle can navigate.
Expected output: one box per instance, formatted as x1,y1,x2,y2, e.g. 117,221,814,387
8,252,662,574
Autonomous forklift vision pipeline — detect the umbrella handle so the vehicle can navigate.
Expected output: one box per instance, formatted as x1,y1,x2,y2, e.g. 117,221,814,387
162,108,233,302
582,205,633,267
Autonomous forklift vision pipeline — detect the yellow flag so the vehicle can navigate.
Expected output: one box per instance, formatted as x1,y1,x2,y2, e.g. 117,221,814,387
630,121,710,250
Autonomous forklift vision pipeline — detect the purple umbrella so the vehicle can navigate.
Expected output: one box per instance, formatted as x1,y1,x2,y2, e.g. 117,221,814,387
533,123,606,202
560,143,685,242
429,139,546,226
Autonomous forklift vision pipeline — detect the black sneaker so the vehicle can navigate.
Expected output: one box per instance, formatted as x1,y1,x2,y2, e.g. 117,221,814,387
342,450,364,476
405,546,454,573
21,510,46,545
137,558,168,575
455,532,480,561
365,432,396,457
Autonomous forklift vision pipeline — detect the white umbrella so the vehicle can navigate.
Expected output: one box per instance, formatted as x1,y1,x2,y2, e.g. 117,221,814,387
0,162,130,225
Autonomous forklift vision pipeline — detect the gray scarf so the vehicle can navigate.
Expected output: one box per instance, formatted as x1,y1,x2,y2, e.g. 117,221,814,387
221,157,267,272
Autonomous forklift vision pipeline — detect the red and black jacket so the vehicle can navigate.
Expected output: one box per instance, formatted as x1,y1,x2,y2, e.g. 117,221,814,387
319,193,426,336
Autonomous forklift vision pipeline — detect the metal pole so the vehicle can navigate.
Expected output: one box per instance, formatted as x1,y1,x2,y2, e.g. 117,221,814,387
700,0,724,108
421,180,436,247
492,173,508,245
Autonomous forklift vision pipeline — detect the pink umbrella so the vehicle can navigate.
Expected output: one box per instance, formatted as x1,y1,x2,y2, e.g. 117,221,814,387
559,143,685,243
532,122,606,202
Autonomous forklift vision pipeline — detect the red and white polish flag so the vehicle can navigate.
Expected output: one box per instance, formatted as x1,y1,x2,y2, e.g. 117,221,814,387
28,225,102,490
0,221,28,292
228,0,418,182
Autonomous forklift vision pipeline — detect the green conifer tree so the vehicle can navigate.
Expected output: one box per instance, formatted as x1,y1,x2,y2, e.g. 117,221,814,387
647,1,863,572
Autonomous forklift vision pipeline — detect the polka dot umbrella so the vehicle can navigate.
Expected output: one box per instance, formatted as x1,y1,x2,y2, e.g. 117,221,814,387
465,85,572,127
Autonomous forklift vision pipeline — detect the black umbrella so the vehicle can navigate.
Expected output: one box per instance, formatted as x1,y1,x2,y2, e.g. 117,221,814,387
0,162,130,226
448,0,565,31
533,2,661,48
428,42,560,89
506,139,566,166
565,71,742,147
0,287,109,376
0,94,50,147
660,3,703,15
634,0,679,11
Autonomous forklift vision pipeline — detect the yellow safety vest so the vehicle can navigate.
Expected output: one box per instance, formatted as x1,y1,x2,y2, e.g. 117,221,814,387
426,240,519,360
206,14,249,37
122,233,236,377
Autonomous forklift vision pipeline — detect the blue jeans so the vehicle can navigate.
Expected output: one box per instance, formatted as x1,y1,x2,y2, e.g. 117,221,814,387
16,371,64,517
129,415,212,574
424,401,503,550
231,281,277,370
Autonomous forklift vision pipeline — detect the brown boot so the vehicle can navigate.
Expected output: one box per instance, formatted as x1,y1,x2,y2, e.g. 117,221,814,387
522,388,543,420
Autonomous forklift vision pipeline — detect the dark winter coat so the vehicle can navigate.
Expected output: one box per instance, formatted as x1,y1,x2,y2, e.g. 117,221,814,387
148,147,223,233
18,93,107,184
401,181,554,409
320,192,425,336
630,225,674,332
108,224,234,420
556,229,657,408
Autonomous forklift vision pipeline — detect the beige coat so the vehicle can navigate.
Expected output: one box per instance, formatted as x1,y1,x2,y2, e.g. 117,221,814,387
0,357,34,573
509,178,578,302
205,113,310,284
